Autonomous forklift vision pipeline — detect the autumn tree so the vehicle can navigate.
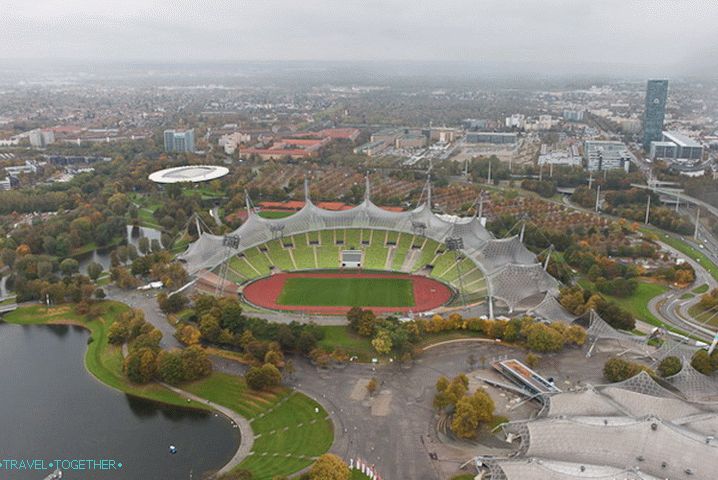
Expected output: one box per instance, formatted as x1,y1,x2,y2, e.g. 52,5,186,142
309,454,350,480
86,261,103,281
246,363,282,391
657,356,682,377
176,324,202,346
124,347,157,384
451,389,495,439
603,357,653,382
366,377,378,396
371,330,393,355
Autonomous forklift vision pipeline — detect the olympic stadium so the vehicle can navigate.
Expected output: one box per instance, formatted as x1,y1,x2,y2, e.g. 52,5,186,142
178,179,559,315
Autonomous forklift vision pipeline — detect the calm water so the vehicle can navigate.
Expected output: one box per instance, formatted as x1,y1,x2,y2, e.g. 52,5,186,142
77,226,162,274
0,323,239,480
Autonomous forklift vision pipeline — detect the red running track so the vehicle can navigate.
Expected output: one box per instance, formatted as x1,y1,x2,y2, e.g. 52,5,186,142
242,272,453,315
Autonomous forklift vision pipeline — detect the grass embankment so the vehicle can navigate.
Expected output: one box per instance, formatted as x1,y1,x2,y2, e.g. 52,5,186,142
687,304,718,327
5,303,335,479
278,277,414,307
317,325,374,361
184,372,333,479
3,303,199,409
603,282,668,329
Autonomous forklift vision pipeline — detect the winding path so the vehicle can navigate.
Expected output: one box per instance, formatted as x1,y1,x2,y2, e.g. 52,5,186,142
163,383,255,476
647,239,718,342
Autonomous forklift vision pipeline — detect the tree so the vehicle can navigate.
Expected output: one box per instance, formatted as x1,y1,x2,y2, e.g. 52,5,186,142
371,330,393,355
526,323,565,353
691,350,714,375
138,237,150,255
434,374,468,410
158,292,188,314
124,347,157,384
180,345,212,381
157,350,185,385
87,261,103,281
525,353,540,368
309,454,350,480
366,377,378,396
603,357,652,382
246,363,282,391
59,258,79,277
108,321,130,345
451,395,481,438
658,356,682,377
176,324,202,346
450,389,495,439
199,314,222,343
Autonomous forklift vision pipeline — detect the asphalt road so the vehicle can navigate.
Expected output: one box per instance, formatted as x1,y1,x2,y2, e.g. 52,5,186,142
104,286,182,349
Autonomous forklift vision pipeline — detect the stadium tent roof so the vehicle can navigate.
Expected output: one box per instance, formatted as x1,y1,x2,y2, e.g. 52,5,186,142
486,459,661,480
527,292,577,323
667,359,718,403
179,179,559,311
581,310,652,357
506,416,718,480
148,165,229,183
486,372,718,480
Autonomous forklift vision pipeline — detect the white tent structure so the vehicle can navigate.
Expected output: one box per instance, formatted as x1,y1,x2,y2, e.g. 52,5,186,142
178,178,559,312
481,371,718,480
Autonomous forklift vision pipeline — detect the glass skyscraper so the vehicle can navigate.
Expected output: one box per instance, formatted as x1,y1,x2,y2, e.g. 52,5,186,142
163,129,195,153
643,80,668,151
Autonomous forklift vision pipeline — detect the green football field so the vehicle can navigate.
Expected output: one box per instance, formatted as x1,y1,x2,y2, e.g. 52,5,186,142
276,277,415,307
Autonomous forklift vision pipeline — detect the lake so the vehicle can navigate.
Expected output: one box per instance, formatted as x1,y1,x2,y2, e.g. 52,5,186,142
0,323,239,479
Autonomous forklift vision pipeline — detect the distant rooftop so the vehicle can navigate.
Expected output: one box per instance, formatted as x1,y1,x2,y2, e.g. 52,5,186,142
663,130,701,148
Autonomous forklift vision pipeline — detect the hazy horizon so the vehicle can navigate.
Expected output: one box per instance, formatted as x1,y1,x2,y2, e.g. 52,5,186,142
2,0,718,78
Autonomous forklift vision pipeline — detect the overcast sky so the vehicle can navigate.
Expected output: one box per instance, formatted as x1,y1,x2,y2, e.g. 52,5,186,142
2,0,718,76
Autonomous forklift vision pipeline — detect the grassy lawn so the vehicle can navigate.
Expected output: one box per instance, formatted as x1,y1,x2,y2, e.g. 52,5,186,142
693,283,710,294
687,304,718,327
578,277,671,329
184,372,333,479
3,303,199,409
277,277,414,307
258,210,296,219
317,326,374,361
603,282,669,328
680,292,694,300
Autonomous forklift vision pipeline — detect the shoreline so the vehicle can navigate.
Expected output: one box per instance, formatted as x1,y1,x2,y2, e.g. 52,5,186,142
1,303,252,477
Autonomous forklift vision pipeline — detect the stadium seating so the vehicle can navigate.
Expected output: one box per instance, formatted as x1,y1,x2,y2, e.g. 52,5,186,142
225,228,486,302
290,234,316,270
390,232,412,270
264,239,294,271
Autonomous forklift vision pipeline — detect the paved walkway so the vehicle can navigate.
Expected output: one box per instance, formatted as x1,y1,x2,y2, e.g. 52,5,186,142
162,383,255,476
121,343,254,476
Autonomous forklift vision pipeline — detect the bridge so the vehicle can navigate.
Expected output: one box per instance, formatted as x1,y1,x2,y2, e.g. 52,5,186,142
632,183,718,219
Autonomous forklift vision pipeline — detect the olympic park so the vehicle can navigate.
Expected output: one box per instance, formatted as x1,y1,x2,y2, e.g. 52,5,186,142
159,169,718,480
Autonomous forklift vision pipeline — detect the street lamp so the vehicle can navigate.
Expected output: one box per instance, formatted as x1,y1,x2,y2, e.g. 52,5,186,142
216,235,241,296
